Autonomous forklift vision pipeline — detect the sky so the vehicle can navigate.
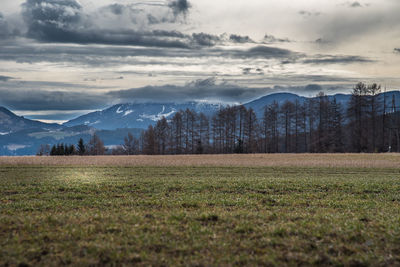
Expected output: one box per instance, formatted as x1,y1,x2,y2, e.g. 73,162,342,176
0,0,399,123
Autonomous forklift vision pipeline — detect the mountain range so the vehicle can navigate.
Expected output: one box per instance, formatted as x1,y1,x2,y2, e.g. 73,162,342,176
1,91,399,155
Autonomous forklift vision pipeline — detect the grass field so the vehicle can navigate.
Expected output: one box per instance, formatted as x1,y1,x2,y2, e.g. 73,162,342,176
1,154,400,266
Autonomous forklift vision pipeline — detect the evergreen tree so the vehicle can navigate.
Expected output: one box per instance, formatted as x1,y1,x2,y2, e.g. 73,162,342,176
50,145,57,156
77,138,86,155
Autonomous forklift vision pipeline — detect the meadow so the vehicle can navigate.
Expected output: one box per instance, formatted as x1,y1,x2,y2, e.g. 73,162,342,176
1,154,400,266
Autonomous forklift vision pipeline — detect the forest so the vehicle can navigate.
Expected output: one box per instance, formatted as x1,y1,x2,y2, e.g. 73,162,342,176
40,82,400,156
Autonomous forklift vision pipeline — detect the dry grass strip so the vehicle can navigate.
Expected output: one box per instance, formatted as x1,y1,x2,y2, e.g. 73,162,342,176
0,154,399,168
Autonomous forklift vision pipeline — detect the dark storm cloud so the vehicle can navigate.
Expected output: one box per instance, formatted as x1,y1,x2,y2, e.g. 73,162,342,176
56,29,193,48
21,0,191,48
107,79,272,103
0,41,301,67
0,75,14,82
22,0,82,40
303,55,374,64
191,32,221,46
0,88,108,111
19,0,200,48
107,78,350,103
229,34,254,43
19,0,293,50
168,0,191,17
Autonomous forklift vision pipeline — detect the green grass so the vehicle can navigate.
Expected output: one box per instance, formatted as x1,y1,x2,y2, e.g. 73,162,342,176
1,165,400,266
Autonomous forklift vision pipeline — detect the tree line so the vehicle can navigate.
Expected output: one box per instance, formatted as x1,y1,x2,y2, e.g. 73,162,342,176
38,83,400,156
37,135,106,156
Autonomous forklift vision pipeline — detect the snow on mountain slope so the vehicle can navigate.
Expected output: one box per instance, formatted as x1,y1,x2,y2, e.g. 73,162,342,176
64,102,222,130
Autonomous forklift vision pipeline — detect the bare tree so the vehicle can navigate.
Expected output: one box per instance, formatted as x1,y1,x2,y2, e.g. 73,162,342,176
171,111,183,154
280,100,295,153
87,134,106,155
142,125,156,155
154,117,170,155
37,144,51,156
123,132,139,155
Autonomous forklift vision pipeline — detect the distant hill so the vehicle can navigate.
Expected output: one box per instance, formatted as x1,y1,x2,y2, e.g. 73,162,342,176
0,107,61,134
244,93,307,117
0,124,142,156
245,91,400,118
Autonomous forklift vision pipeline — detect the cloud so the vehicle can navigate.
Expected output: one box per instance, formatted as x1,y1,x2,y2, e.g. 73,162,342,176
0,40,302,69
272,84,352,95
311,3,400,45
107,78,352,104
0,88,108,111
237,46,297,59
97,2,187,26
299,10,321,17
263,34,291,43
191,32,221,46
394,48,400,53
22,0,82,39
314,38,330,44
242,67,264,75
341,1,367,8
22,0,83,41
242,68,252,75
349,1,363,8
0,75,13,82
303,55,374,64
168,0,191,17
304,84,323,92
229,34,254,43
106,77,275,103
187,77,217,87
0,12,12,38
103,3,125,15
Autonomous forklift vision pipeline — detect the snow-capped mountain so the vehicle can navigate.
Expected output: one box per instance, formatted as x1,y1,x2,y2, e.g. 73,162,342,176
64,102,222,130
